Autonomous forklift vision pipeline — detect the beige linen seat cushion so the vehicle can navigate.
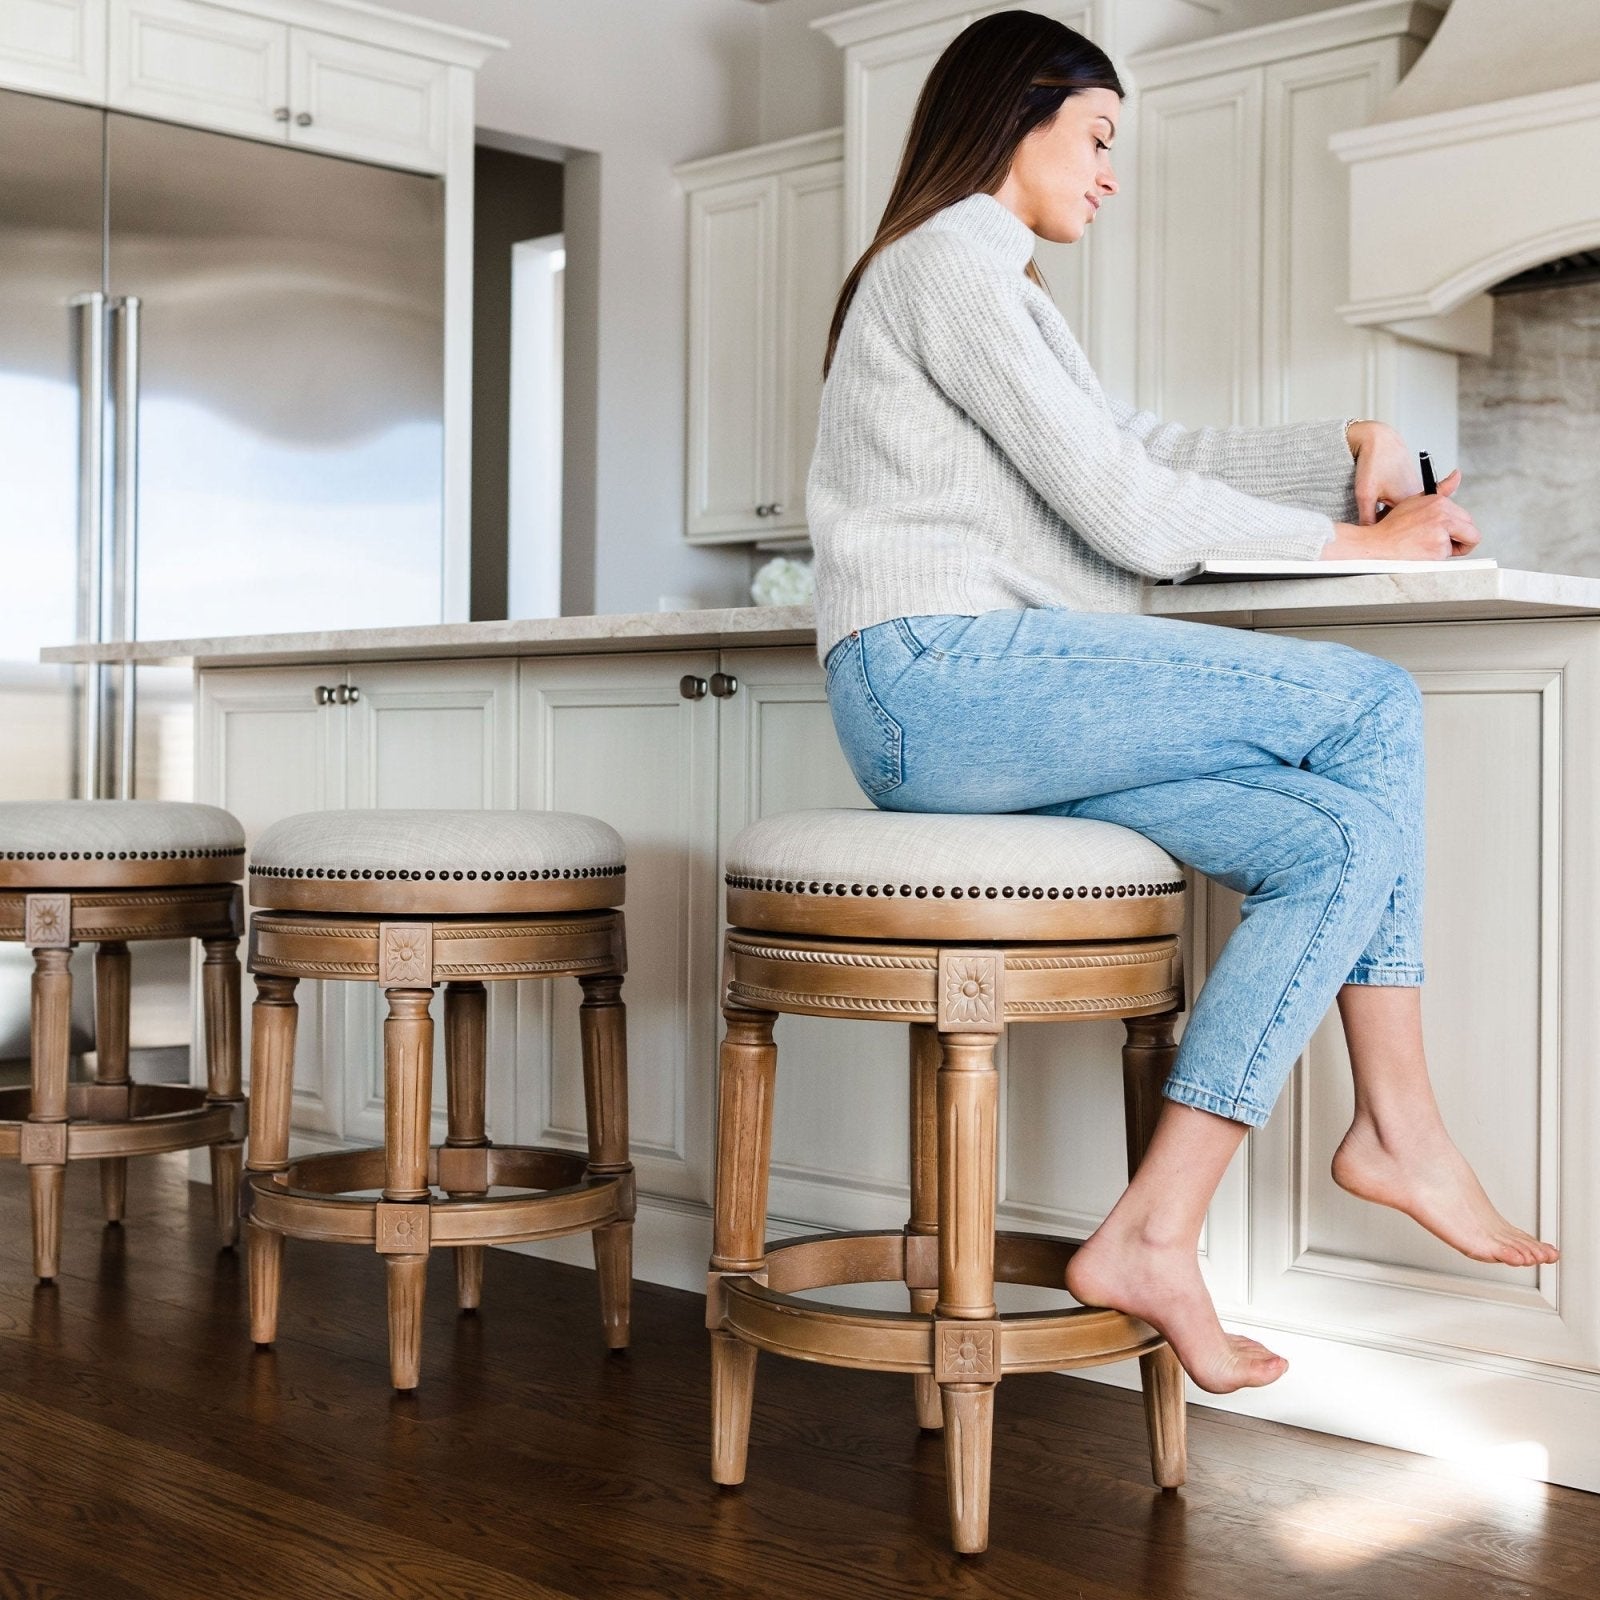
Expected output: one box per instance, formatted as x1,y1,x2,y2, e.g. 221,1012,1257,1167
0,800,245,888
249,808,626,915
725,808,1186,940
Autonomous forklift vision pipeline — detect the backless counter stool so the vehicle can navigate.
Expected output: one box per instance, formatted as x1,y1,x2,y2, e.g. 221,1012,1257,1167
243,808,633,1392
711,808,1192,1554
0,800,246,1281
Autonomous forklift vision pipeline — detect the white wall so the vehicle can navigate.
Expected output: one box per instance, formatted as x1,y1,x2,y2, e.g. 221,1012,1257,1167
383,0,766,615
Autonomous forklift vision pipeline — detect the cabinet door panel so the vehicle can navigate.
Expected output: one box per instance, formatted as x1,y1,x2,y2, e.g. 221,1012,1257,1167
686,178,774,539
770,160,843,539
109,0,288,142
1261,42,1395,424
338,659,518,1144
1239,622,1598,1372
519,653,719,1204
196,665,344,1134
288,28,448,175
0,0,106,99
1136,68,1263,427
716,647,910,1230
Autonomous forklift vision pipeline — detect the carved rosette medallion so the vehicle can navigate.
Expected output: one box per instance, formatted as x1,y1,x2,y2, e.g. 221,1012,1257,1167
25,894,71,949
937,949,1003,1033
933,1320,1001,1383
378,921,434,988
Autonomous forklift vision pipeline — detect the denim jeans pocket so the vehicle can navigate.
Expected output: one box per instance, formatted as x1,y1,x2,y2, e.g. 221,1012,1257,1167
825,633,904,798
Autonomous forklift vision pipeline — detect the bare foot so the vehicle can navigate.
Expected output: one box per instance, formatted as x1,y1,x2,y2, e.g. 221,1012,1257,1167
1331,1116,1558,1267
1067,1228,1288,1395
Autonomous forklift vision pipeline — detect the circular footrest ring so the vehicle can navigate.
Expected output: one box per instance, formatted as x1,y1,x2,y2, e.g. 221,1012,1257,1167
0,1082,239,1162
245,1142,632,1250
716,1229,1163,1376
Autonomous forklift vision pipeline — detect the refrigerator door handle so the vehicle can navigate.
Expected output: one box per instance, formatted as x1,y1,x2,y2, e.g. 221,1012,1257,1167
71,290,107,799
110,294,141,799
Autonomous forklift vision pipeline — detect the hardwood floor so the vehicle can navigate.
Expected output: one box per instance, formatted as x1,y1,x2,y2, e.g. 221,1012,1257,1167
0,1154,1595,1600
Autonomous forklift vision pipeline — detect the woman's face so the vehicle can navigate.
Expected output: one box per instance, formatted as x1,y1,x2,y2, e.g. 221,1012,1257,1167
994,87,1121,246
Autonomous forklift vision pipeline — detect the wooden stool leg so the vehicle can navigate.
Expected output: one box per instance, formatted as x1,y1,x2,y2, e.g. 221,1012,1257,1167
907,1021,942,1431
936,1027,1001,1556
1124,1011,1188,1490
708,1000,777,1486
443,979,488,1312
93,940,132,1225
246,975,298,1346
382,986,435,1392
580,971,632,1350
27,947,73,1282
201,936,244,1248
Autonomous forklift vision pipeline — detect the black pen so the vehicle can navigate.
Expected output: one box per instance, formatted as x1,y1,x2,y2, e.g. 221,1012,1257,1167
1419,450,1436,494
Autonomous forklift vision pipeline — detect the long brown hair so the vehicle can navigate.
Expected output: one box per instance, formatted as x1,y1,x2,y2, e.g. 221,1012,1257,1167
822,10,1124,379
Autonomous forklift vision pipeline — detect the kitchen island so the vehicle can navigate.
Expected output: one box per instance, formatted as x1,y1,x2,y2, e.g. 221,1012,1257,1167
45,566,1600,1491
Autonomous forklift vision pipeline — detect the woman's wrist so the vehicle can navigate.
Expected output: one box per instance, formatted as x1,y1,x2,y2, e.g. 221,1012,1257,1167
1344,418,1378,459
1322,521,1371,559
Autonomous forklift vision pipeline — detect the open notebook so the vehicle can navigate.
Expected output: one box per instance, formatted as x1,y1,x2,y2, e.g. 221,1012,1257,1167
1161,556,1499,585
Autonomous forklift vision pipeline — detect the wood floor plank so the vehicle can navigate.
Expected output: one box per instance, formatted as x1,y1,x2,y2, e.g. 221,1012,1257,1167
0,1155,1594,1600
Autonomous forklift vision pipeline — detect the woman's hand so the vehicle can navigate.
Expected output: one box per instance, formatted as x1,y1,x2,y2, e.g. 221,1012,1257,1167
1346,419,1422,523
1324,469,1480,560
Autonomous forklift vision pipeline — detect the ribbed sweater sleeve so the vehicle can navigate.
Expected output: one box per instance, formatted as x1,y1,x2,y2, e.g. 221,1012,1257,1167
890,231,1337,579
1105,396,1361,523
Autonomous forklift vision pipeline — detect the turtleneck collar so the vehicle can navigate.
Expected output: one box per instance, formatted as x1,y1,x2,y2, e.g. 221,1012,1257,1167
922,192,1037,268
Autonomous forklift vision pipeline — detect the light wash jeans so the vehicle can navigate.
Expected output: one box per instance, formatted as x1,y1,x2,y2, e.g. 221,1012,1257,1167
822,608,1425,1128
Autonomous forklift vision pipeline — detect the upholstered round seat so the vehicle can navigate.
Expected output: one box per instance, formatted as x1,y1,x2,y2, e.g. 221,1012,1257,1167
725,807,1186,939
249,808,626,914
0,800,244,888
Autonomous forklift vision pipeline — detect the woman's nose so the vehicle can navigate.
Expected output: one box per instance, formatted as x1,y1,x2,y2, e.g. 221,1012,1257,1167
1099,165,1119,196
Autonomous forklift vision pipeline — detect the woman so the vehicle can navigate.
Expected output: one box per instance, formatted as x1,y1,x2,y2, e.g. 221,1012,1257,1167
807,10,1558,1397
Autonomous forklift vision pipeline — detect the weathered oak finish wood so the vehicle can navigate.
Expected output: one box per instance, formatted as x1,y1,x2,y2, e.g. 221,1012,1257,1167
710,899,1191,1555
1,879,244,1283
244,906,632,1391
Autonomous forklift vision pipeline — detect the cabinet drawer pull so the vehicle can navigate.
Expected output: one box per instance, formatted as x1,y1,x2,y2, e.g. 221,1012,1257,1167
274,106,290,122
315,685,335,706
335,684,360,705
295,112,314,128
679,675,708,700
709,672,739,699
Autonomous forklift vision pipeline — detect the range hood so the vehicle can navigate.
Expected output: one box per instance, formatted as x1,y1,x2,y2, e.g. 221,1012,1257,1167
1331,0,1600,355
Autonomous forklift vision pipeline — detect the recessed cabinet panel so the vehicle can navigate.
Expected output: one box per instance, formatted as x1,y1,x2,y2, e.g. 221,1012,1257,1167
288,28,448,174
771,160,843,539
715,647,907,1230
1261,44,1391,424
686,178,773,539
1137,69,1263,427
197,665,344,1134
0,0,107,99
109,0,288,142
518,653,720,1204
340,659,517,1144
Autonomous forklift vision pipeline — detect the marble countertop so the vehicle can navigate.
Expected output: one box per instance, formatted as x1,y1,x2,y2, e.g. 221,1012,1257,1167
39,568,1600,669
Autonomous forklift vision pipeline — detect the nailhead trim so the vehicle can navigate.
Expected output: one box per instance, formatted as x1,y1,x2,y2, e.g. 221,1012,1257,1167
251,863,625,883
726,873,1183,900
0,845,243,861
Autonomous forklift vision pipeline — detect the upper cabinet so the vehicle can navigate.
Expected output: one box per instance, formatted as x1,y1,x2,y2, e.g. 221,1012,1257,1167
1130,2,1451,442
0,0,107,100
0,0,492,177
677,129,844,545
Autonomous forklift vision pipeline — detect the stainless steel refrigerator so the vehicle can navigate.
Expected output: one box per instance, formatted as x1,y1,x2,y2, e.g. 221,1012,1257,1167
0,86,446,1064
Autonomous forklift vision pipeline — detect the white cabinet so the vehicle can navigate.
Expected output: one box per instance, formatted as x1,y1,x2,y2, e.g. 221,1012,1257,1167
287,27,448,174
677,130,844,544
1130,2,1451,441
106,0,452,172
0,0,106,100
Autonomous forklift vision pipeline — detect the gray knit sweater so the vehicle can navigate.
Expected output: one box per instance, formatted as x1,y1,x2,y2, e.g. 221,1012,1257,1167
806,191,1359,662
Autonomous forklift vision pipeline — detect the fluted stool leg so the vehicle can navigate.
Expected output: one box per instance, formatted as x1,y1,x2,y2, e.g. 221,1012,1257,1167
580,971,632,1350
708,1000,777,1485
936,1024,1001,1556
27,946,73,1282
907,1021,943,1430
1123,1011,1188,1489
443,980,488,1311
93,940,132,1225
202,935,244,1247
381,986,435,1392
246,975,298,1345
